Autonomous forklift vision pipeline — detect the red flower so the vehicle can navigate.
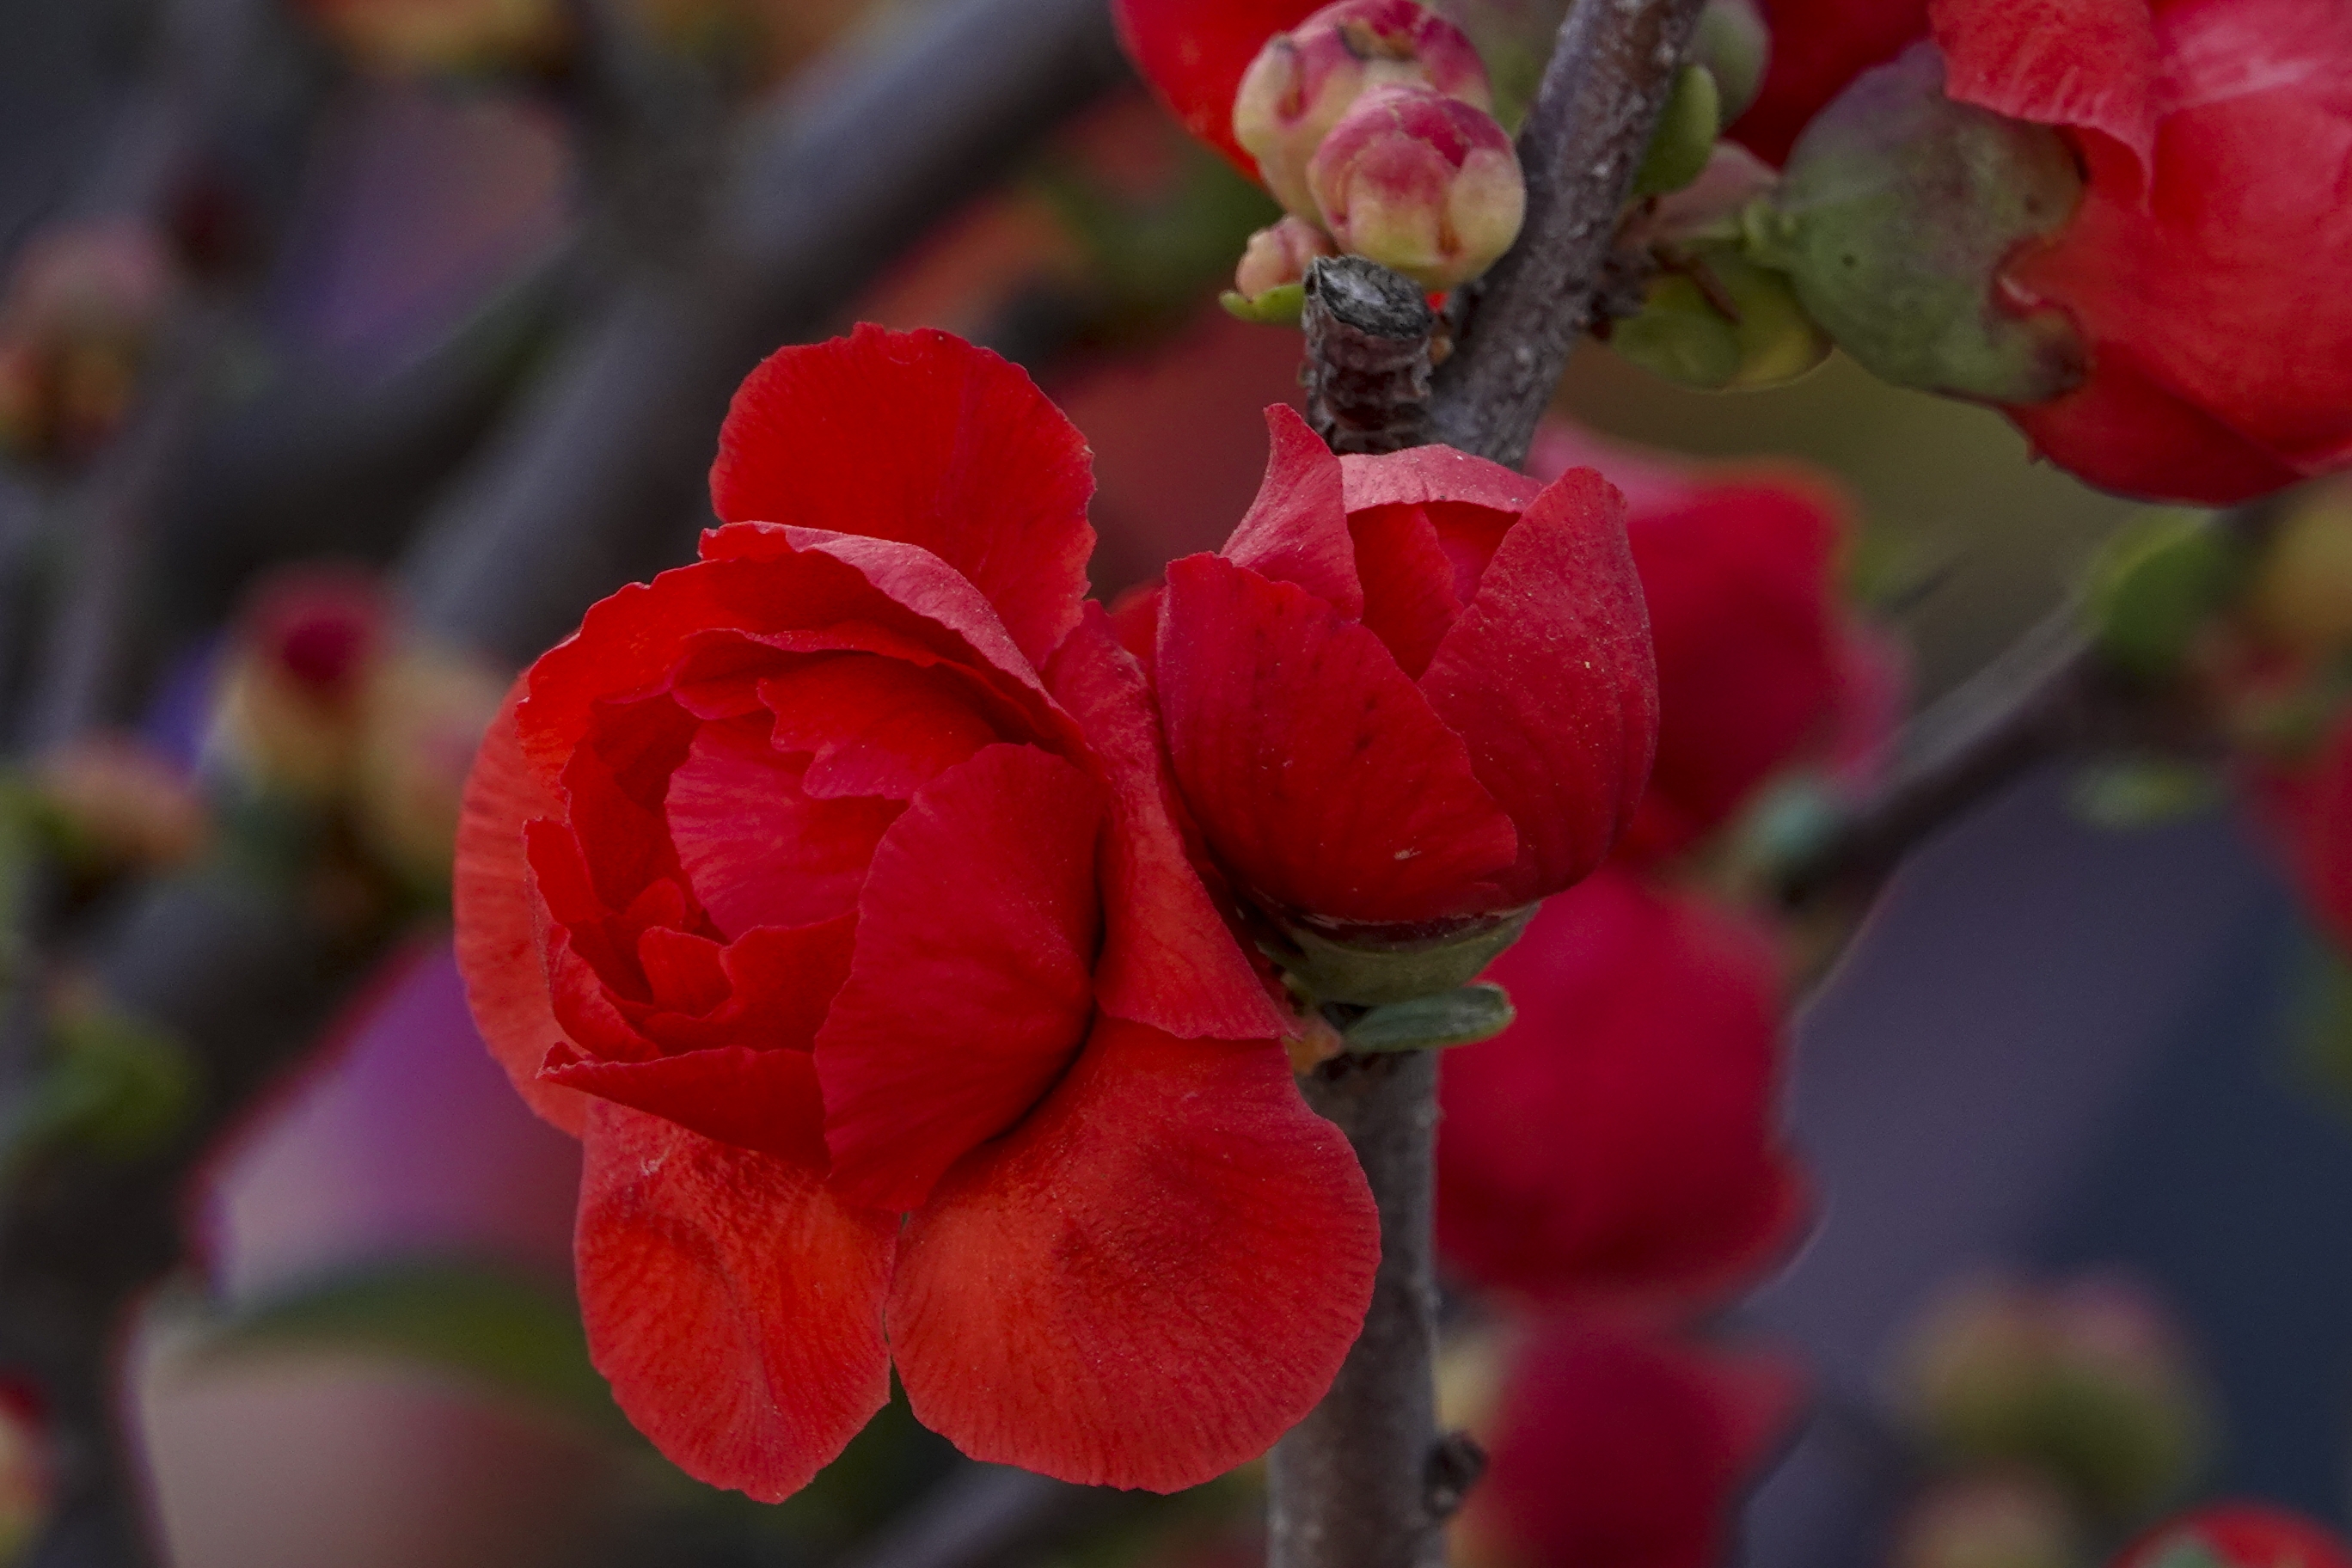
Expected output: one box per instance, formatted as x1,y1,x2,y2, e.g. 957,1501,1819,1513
2113,1505,2352,1568
1940,0,2352,503
2246,714,2352,952
1727,0,1931,166
1143,407,1657,935
1111,0,1321,175
1435,867,1804,1313
1528,424,1884,864
1461,1316,1804,1568
453,326,1377,1500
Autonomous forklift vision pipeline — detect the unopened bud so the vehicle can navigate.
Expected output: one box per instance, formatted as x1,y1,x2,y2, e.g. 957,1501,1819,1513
1896,1274,2208,1520
1223,217,1337,323
1633,64,1723,199
1748,41,2086,404
0,221,176,465
1234,0,1492,223
1608,249,1828,390
209,567,390,802
1307,85,1525,290
1693,0,1769,124
296,0,567,75
1893,1474,2086,1568
28,735,209,875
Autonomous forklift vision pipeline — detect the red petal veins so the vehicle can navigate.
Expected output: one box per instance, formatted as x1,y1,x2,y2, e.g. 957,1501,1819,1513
758,656,998,800
815,744,1105,1213
1337,443,1542,516
1932,0,2160,184
1419,467,1657,903
1044,606,1290,1042
453,683,589,1136
708,326,1094,669
1347,501,1461,679
665,717,902,939
1159,553,1519,924
1222,405,1363,618
547,1043,830,1163
1112,0,1321,174
888,1017,1376,1491
574,1101,896,1503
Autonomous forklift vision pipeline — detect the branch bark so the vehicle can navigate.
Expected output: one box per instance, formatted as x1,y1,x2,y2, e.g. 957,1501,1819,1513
1430,0,1712,468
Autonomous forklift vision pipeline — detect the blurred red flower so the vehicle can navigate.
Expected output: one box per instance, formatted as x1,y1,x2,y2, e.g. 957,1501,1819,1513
1111,0,1320,175
1726,0,1932,167
2112,1504,2352,1568
1461,1315,1804,1568
453,326,1376,1501
1436,867,1804,1313
1145,407,1657,934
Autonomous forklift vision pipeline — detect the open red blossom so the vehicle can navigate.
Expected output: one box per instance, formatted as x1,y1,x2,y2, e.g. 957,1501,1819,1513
1462,1316,1804,1568
1435,867,1805,1314
1111,0,1321,175
1145,407,1657,934
453,325,1376,1501
1528,423,1887,865
2113,1504,2352,1568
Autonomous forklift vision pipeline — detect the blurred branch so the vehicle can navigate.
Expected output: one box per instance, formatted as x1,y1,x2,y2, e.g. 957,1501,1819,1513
1430,0,1710,468
831,1465,1106,1568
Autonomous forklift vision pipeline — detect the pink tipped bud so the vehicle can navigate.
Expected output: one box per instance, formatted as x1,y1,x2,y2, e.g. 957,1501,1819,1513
0,220,177,465
1307,85,1524,290
354,643,506,888
210,567,393,801
1234,216,1337,301
1233,0,1492,223
31,734,210,875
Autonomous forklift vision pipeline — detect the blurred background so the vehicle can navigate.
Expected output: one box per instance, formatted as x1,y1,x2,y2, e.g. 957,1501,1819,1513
0,1,2343,1565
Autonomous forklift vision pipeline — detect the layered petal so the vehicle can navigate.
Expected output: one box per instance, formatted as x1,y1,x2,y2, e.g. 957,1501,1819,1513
1044,606,1289,1041
1159,552,1519,924
1111,0,1320,174
452,683,587,1136
1222,406,1363,618
1418,468,1657,903
545,1043,828,1162
574,1100,897,1503
708,326,1094,668
888,1018,1375,1491
815,744,1104,1211
1932,0,2160,181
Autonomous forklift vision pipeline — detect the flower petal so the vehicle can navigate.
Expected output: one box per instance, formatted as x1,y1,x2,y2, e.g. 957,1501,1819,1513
453,681,589,1136
1419,468,1657,903
889,1018,1376,1491
708,326,1094,669
1931,0,2160,184
575,1100,897,1502
1112,0,1320,174
815,744,1104,1212
546,1042,829,1163
1222,405,1363,618
1044,606,1289,1041
1338,444,1542,515
1160,554,1519,923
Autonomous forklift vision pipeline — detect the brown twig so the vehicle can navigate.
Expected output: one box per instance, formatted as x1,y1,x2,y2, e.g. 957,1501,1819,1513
1301,257,1433,454
1430,0,1712,468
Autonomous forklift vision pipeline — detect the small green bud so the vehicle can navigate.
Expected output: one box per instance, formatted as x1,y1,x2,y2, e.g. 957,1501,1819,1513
1632,64,1721,199
1692,0,1768,125
1749,41,2086,404
2086,509,2241,681
1608,249,1830,391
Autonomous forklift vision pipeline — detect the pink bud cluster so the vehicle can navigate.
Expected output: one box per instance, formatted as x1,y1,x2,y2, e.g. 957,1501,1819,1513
1228,0,1524,294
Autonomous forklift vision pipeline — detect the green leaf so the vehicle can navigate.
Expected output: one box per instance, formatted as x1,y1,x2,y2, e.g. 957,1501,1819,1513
1219,283,1306,325
192,1261,625,1435
1342,983,1516,1053
2087,509,2242,681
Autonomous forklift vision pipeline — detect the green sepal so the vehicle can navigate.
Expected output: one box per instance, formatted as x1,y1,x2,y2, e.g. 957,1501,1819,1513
1220,283,1307,325
1272,904,1537,1007
1609,249,1830,391
1342,983,1516,1053
1633,65,1722,199
2086,509,2242,681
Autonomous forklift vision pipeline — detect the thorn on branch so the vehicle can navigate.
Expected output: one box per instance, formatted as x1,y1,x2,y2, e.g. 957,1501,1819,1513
1424,1429,1488,1521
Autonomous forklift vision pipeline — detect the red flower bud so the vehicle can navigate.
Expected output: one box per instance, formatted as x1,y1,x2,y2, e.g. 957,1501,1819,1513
2114,1507,2352,1568
1460,1316,1804,1568
209,567,392,802
1232,0,1492,221
1150,407,1657,959
1232,215,1336,302
1306,84,1524,289
1436,867,1805,1314
455,326,1375,1501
